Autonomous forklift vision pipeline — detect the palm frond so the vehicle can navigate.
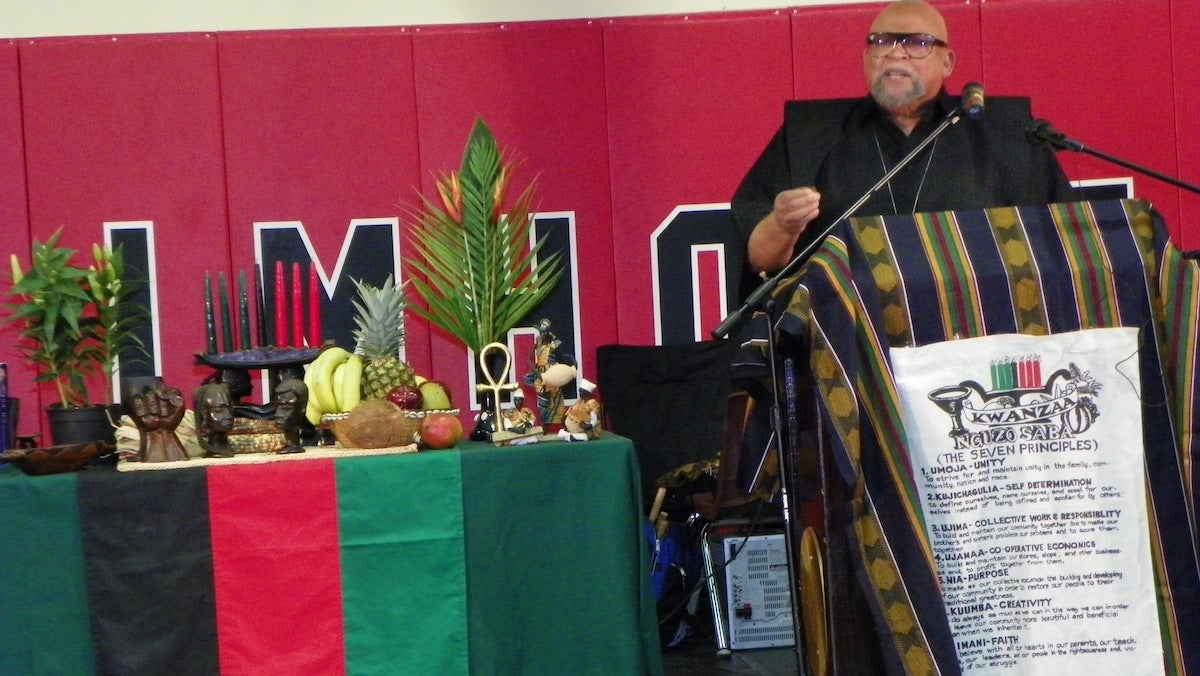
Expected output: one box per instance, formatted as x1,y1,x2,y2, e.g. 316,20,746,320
404,118,563,353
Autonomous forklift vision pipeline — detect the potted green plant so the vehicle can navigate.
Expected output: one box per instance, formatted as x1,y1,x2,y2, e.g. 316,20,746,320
4,228,145,445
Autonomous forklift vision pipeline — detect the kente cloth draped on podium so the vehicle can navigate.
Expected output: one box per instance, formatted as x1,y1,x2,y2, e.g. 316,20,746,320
776,199,1200,675
0,436,662,675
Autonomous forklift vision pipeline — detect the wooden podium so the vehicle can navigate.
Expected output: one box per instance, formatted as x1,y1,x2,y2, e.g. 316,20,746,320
774,200,1200,675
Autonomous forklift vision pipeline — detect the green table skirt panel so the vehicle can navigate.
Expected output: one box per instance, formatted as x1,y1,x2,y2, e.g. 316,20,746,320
337,451,469,676
0,471,94,675
460,439,662,675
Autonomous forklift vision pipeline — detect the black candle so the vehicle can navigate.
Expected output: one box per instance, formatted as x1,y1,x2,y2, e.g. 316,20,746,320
218,271,234,353
204,273,217,354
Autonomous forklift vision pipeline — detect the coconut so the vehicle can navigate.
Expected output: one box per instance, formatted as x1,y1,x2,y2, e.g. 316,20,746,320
336,399,409,448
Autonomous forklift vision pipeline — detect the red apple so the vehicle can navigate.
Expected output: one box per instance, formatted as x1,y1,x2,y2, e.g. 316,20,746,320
387,385,423,410
417,412,464,449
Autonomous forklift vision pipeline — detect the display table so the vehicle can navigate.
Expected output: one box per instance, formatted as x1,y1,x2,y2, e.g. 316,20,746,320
0,435,663,675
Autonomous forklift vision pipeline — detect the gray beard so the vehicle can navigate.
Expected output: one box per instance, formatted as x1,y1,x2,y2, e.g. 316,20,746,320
871,76,926,110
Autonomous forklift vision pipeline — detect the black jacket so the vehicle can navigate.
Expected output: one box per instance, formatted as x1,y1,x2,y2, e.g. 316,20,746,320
731,92,1075,300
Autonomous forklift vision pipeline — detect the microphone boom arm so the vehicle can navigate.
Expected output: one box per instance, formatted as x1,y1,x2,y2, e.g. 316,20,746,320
713,105,967,339
1028,120,1200,196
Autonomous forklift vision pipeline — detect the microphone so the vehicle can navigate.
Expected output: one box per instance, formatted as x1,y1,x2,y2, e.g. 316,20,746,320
1026,119,1084,151
961,82,985,117
1024,117,1200,196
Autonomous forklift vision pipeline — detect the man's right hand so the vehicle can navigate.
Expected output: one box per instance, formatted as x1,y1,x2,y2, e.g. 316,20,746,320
773,186,821,235
748,186,821,274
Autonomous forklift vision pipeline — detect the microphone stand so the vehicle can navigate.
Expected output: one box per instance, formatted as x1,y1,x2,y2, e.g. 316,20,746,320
713,103,969,341
756,297,808,674
1028,119,1200,196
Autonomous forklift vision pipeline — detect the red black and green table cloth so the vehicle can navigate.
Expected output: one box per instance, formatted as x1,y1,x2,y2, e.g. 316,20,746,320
0,435,662,675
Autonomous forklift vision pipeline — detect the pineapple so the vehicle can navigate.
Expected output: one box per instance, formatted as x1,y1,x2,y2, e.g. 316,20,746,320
351,275,416,399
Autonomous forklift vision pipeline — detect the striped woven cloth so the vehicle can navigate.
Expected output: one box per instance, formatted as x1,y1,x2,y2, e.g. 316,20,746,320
781,199,1200,675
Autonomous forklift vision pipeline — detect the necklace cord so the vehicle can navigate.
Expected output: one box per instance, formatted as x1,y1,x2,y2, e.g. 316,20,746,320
874,130,938,214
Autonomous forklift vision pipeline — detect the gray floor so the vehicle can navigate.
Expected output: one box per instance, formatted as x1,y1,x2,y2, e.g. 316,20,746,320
661,639,800,675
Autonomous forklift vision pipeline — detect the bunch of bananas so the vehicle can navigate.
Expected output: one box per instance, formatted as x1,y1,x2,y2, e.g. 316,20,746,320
303,346,363,425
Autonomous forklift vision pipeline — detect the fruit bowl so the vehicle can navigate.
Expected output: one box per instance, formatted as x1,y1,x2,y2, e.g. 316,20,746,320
323,409,459,449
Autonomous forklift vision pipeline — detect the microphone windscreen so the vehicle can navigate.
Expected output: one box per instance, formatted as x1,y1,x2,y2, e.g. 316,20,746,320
962,82,985,117
1026,119,1050,145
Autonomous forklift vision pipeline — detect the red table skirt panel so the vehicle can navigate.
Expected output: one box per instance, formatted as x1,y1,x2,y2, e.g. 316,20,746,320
207,459,346,676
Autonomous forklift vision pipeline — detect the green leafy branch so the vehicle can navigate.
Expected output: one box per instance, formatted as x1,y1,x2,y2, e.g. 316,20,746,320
405,118,563,354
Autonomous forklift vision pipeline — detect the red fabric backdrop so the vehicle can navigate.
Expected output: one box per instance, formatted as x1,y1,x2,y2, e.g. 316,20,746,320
981,0,1186,240
411,20,615,397
2,1,1198,440
219,29,425,400
0,41,33,424
18,34,228,430
605,11,793,344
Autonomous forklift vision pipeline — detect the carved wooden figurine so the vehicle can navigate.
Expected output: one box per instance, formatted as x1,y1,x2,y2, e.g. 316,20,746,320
273,378,308,454
194,383,235,458
558,379,602,442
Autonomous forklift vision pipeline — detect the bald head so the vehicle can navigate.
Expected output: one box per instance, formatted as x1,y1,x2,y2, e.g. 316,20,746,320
864,0,956,127
870,1,948,43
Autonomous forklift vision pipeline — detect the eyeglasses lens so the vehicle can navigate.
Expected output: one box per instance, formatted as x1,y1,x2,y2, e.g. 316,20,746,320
866,33,940,59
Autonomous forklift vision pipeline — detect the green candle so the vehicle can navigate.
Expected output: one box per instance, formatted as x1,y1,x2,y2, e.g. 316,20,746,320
238,270,252,351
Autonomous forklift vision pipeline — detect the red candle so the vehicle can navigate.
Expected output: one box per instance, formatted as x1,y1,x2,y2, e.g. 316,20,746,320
291,262,303,347
308,262,321,348
274,261,286,348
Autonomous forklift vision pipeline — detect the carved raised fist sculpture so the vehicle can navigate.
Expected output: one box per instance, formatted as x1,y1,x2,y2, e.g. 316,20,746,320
129,380,189,463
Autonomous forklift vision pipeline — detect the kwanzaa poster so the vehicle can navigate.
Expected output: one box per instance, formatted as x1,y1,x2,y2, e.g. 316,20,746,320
893,327,1163,675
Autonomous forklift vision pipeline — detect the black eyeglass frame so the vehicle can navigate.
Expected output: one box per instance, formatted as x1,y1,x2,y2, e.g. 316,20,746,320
865,32,949,58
